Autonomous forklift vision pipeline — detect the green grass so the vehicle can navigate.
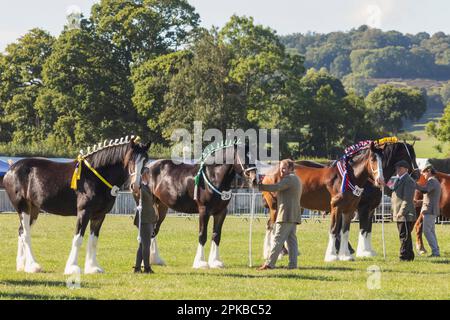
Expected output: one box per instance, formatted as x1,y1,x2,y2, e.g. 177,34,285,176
0,214,449,300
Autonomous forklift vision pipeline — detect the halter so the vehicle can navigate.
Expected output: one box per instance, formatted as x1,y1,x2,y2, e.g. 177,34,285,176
193,139,255,201
336,140,383,197
402,142,418,172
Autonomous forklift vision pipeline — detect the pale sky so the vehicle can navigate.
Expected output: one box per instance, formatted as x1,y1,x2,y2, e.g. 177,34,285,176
1,0,450,52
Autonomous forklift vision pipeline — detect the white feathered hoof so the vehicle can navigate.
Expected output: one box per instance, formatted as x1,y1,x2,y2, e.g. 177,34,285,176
192,260,209,269
64,264,81,275
338,254,355,261
356,250,377,258
208,260,225,269
150,255,166,266
84,265,104,274
324,254,339,262
24,262,42,273
16,259,26,272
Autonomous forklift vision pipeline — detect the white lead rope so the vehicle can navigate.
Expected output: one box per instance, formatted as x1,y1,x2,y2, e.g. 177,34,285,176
381,187,386,260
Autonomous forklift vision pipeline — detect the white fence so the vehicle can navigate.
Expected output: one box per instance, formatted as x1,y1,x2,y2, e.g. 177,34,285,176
1,189,449,223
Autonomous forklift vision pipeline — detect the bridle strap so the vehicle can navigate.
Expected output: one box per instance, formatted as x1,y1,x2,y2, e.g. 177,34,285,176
236,153,257,175
403,142,418,171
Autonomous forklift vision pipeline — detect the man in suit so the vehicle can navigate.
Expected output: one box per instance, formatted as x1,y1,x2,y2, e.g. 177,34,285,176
391,160,417,261
415,165,441,257
257,159,302,270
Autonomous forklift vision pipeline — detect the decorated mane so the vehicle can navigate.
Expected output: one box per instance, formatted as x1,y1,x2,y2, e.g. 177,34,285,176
199,138,242,163
79,135,139,168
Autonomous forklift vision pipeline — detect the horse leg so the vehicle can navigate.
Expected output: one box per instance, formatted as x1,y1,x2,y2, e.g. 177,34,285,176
356,205,376,257
338,213,355,261
208,209,227,268
84,214,106,274
414,213,426,254
21,209,42,273
16,222,25,271
193,206,210,269
64,210,90,275
150,201,167,266
324,208,340,262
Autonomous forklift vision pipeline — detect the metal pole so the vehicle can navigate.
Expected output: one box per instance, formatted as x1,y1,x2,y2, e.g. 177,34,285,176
248,190,255,267
381,187,386,260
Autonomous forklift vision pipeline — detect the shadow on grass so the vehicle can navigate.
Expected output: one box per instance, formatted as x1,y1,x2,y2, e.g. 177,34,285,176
0,291,93,300
1,279,98,289
170,272,337,282
430,259,450,264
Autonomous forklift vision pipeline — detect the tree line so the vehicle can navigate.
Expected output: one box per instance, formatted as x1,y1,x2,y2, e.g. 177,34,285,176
0,0,429,159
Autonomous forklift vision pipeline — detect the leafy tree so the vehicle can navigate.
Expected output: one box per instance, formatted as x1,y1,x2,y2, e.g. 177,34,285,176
365,84,427,134
37,28,137,148
0,29,55,144
426,104,450,144
90,0,199,66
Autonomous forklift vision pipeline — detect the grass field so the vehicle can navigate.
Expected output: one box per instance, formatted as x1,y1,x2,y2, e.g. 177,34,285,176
0,214,449,300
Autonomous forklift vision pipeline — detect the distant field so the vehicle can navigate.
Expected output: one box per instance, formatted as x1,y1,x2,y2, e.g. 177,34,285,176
403,105,448,159
0,214,449,300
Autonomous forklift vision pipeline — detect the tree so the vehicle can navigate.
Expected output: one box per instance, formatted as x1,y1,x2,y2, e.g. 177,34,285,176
37,27,138,149
90,0,199,67
427,104,450,145
0,29,55,144
365,85,427,134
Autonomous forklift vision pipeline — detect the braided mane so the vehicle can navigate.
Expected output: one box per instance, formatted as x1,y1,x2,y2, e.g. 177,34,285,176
79,136,136,168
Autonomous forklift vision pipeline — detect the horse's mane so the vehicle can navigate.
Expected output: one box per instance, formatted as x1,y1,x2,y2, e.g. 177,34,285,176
81,137,133,168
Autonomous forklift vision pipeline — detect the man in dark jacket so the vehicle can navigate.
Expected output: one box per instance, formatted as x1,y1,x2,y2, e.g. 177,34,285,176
391,160,417,261
133,167,158,273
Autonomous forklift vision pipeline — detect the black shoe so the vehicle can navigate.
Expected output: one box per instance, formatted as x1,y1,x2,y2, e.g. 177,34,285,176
143,267,154,274
133,266,142,273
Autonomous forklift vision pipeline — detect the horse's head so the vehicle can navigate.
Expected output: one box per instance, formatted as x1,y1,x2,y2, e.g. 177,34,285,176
232,140,258,187
126,137,150,191
366,141,385,187
380,141,419,181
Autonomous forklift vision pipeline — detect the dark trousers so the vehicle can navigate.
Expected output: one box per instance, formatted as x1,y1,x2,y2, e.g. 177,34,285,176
397,221,415,261
135,223,154,269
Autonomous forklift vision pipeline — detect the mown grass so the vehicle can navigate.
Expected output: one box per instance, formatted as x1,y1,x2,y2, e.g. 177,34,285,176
0,214,449,300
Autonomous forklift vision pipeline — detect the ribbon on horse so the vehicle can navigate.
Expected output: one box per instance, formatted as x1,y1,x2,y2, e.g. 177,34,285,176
336,140,372,197
70,155,120,196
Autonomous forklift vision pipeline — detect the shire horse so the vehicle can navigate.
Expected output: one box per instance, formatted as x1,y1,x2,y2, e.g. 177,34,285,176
3,136,149,274
414,171,450,253
262,140,418,261
133,139,257,269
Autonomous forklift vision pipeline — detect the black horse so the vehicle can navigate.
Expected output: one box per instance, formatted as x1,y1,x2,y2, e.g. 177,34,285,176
133,140,258,269
3,136,150,274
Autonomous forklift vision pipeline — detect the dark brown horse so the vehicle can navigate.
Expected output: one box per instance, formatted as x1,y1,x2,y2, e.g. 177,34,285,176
414,171,450,253
137,140,257,269
3,136,150,274
262,141,419,261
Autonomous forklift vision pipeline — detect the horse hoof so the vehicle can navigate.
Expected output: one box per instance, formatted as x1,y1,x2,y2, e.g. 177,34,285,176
338,254,355,261
16,261,26,272
24,263,42,273
356,250,377,258
192,260,209,269
150,257,166,266
209,260,225,269
64,265,81,275
324,254,339,262
84,266,104,274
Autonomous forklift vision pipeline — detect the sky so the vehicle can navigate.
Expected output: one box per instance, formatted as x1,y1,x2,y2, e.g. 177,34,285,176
1,0,450,52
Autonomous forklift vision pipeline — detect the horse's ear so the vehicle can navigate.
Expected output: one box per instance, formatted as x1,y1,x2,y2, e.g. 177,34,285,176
370,141,379,153
412,139,416,147
144,142,151,151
